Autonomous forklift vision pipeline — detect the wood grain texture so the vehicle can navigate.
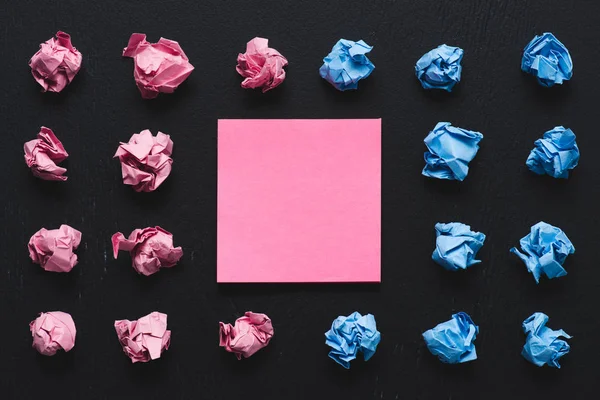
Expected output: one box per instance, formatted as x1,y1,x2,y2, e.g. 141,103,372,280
1,0,598,398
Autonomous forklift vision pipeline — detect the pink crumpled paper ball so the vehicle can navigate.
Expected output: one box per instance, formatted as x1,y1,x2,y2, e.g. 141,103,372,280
29,31,82,93
30,311,76,356
123,33,194,99
114,130,173,192
112,226,183,276
236,37,288,93
28,224,82,273
24,126,69,181
219,311,274,359
114,311,171,363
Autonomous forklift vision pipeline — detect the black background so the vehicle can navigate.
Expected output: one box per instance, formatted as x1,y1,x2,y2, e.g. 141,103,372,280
2,0,598,399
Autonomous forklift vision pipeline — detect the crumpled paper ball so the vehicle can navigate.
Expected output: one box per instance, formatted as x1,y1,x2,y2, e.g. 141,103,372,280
114,130,173,192
29,31,82,93
422,122,483,181
522,312,571,368
219,311,274,359
324,311,381,369
510,221,574,283
123,33,195,99
432,222,486,271
415,44,463,91
30,311,76,356
236,37,288,93
319,39,375,91
24,126,69,181
112,226,183,276
526,126,579,179
423,312,479,364
28,224,82,273
114,311,171,363
521,32,573,87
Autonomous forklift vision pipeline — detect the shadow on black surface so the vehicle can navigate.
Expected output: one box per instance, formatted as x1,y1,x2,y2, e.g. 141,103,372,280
31,69,86,104
35,349,76,374
422,176,471,196
418,344,477,377
123,176,175,210
317,74,377,103
125,353,170,385
27,168,71,202
415,78,462,103
521,73,573,105
218,283,381,295
139,79,197,113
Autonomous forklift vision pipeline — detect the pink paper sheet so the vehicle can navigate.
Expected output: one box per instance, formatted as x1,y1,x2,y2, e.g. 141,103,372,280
217,119,381,283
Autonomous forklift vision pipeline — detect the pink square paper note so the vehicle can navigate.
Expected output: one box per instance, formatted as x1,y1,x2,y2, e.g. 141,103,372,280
217,119,381,283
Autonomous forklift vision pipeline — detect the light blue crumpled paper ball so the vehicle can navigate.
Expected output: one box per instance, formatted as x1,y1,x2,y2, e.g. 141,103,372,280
422,312,479,364
526,126,580,179
319,39,375,91
432,222,486,271
415,44,463,91
422,122,484,181
522,312,571,368
521,32,573,87
324,311,381,369
510,221,575,283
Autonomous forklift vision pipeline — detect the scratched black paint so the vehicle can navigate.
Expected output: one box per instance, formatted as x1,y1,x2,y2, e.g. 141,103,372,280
1,0,598,399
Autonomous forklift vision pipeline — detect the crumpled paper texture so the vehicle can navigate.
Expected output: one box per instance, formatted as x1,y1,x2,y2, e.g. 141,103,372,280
114,130,173,192
522,312,571,368
510,221,574,283
521,32,573,87
219,312,274,359
423,312,479,364
422,122,483,181
526,126,579,179
236,37,288,93
29,31,82,93
415,44,463,91
30,311,76,356
112,226,183,276
28,224,82,273
432,222,486,271
319,39,375,91
324,311,381,369
114,311,171,363
24,126,69,181
123,33,194,99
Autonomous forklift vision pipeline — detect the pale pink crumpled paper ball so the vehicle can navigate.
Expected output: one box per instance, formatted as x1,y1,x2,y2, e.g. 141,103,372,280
122,33,194,99
236,37,288,93
219,311,274,359
29,31,82,93
28,225,82,273
113,130,173,192
24,126,69,181
30,311,77,356
114,311,171,363
112,226,183,276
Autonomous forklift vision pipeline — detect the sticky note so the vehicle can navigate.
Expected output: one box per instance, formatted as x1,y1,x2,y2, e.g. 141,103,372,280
217,119,381,283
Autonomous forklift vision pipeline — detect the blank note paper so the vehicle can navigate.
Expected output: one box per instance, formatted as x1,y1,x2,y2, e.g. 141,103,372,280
217,119,381,283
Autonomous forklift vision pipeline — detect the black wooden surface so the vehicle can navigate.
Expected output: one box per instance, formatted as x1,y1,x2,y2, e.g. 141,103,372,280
2,1,599,399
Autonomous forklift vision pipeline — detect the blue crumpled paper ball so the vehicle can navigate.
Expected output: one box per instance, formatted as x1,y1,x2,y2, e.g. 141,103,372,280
521,32,573,87
324,311,381,369
319,39,375,91
422,312,479,364
415,44,463,91
432,222,486,271
526,126,580,179
422,122,484,181
522,312,571,368
510,221,574,283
